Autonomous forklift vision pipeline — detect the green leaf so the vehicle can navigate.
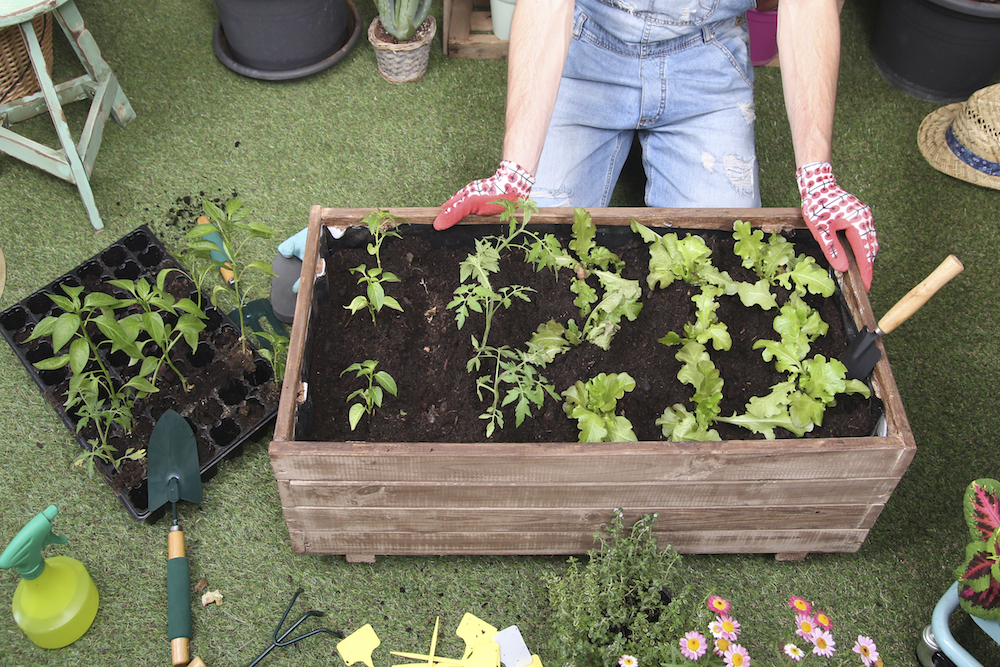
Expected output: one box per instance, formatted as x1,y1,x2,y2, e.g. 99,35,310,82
375,371,397,396
345,295,369,314
83,292,122,309
68,338,90,375
52,312,81,352
348,403,366,431
33,354,71,370
246,260,278,278
736,280,777,310
382,296,404,312
124,376,159,394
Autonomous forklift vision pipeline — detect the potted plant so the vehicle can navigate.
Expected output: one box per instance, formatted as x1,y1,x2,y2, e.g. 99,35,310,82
545,511,698,667
212,0,363,80
368,0,437,83
955,478,1000,621
873,0,1000,103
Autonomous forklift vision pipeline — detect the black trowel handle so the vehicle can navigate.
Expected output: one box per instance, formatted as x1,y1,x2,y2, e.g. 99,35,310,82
877,255,964,334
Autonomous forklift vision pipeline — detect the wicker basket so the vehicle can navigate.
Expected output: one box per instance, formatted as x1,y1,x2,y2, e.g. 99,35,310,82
0,13,54,106
368,15,436,84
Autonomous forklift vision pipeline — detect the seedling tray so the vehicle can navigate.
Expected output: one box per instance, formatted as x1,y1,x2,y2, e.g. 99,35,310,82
1,226,279,521
270,206,915,561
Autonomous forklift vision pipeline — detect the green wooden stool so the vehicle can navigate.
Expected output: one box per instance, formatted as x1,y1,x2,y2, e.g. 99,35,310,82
0,0,134,231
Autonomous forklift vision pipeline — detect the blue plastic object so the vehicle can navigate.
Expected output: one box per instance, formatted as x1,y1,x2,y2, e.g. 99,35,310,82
930,582,1000,667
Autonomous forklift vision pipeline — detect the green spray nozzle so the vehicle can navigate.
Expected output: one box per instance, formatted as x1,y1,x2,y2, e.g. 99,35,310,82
0,505,68,580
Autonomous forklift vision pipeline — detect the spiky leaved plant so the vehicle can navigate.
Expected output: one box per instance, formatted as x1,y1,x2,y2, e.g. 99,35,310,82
374,0,433,41
956,478,1000,620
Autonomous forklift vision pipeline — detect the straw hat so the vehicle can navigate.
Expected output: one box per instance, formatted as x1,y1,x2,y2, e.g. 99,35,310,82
917,83,1000,190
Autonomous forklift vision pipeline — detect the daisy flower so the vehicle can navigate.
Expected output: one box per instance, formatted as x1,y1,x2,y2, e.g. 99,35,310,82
709,617,726,639
814,609,833,631
707,595,732,615
679,632,708,661
783,644,805,661
717,615,741,641
788,596,812,615
853,636,879,667
618,655,638,667
714,637,731,658
794,613,817,640
723,644,751,667
810,629,836,658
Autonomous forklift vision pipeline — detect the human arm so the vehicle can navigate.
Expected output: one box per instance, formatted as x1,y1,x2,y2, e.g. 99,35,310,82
778,0,878,290
432,0,574,230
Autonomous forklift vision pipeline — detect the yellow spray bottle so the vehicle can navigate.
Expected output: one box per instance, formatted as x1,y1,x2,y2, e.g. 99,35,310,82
0,505,99,648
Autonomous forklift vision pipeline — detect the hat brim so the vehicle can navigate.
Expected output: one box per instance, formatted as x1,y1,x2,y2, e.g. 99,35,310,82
918,102,1000,190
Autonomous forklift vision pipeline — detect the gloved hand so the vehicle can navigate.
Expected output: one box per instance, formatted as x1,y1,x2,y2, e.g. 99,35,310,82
277,225,345,293
796,162,878,291
433,160,535,230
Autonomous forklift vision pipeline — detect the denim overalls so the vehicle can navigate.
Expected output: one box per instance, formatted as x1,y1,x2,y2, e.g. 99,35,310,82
532,0,761,208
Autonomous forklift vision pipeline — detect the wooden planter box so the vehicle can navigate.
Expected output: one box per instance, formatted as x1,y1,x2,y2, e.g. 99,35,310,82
269,206,915,562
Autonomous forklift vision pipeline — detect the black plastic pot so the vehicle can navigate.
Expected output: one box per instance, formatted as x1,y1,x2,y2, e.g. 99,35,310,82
0,226,279,521
874,0,1000,103
213,0,361,80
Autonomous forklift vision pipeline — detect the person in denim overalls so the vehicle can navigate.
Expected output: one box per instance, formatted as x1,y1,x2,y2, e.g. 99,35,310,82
435,0,879,291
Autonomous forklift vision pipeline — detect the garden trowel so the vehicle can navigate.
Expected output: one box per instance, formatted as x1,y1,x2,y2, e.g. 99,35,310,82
841,254,964,380
147,409,203,666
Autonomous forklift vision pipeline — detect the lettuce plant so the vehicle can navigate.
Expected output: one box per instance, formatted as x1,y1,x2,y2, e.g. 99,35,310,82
955,478,1000,620
562,372,637,443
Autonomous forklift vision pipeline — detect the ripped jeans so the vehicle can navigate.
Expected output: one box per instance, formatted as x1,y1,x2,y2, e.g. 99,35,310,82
532,0,760,208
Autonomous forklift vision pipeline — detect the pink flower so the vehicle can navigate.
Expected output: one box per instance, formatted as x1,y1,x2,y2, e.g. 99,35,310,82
714,637,731,658
618,655,638,667
853,636,879,667
794,614,817,640
783,644,805,661
814,609,833,631
717,615,741,641
810,629,836,658
679,632,707,661
707,595,732,615
709,618,726,639
788,596,812,615
723,644,751,667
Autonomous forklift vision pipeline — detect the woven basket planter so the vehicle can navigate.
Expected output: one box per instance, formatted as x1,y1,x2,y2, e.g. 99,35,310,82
368,15,436,84
0,13,54,106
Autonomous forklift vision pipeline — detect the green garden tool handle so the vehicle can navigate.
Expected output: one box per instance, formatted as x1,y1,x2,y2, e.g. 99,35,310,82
167,526,191,666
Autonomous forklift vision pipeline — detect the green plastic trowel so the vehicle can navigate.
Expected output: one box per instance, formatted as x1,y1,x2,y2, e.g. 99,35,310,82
147,409,203,666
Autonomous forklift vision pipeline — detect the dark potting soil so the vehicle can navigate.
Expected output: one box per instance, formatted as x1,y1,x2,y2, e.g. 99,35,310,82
306,226,879,444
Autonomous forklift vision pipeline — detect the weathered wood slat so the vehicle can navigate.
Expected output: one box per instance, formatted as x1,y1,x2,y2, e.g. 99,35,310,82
287,529,870,556
282,504,882,533
270,438,911,483
277,478,901,509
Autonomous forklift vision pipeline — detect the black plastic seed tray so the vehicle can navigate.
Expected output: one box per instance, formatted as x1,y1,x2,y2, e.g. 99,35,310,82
0,225,279,521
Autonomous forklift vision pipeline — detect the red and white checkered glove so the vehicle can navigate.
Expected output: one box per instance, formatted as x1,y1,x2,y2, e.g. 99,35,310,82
797,162,878,291
433,160,535,230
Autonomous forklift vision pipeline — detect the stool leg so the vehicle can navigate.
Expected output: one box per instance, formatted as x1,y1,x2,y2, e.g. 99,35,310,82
53,2,135,127
19,18,104,231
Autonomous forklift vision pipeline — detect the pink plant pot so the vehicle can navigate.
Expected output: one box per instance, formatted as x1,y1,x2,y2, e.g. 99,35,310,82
747,8,778,66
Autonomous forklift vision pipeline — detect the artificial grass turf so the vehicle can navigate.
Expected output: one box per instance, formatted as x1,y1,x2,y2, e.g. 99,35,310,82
1,0,999,665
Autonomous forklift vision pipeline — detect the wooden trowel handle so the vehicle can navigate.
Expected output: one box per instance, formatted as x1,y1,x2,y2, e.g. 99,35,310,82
878,255,964,334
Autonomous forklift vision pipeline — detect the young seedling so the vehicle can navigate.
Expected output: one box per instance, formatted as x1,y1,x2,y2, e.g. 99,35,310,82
341,360,397,430
25,283,157,474
562,372,638,443
110,268,207,391
345,209,408,325
184,197,278,350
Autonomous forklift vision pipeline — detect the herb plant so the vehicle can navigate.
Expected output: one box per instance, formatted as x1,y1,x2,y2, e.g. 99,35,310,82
546,511,696,667
341,360,397,430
